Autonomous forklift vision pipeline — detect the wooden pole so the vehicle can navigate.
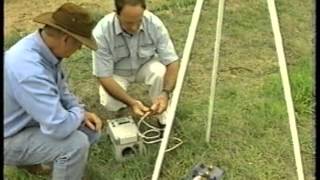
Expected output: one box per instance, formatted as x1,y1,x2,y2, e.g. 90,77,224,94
267,0,305,179
205,0,225,142
151,0,204,179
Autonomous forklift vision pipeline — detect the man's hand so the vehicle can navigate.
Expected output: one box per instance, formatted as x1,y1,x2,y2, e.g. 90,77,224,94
84,112,102,133
150,92,169,115
130,100,150,117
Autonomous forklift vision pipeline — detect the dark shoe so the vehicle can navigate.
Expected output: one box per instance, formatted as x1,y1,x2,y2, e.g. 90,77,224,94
157,119,166,129
17,164,51,175
156,119,166,138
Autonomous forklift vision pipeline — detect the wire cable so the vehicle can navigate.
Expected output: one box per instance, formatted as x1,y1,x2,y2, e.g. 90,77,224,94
137,112,183,152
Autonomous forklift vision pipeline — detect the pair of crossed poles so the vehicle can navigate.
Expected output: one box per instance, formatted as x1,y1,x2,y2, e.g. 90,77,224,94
151,0,305,180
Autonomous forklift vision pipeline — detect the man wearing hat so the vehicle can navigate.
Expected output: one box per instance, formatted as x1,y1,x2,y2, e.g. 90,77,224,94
92,0,179,126
4,3,102,179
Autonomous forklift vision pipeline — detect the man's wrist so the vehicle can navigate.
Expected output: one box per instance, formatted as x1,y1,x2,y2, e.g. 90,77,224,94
127,98,138,107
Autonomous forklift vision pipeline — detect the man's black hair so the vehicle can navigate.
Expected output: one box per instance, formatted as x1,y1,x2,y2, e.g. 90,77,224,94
114,0,146,14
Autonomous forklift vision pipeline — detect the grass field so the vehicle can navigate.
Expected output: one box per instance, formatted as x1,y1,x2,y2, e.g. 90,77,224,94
4,0,315,179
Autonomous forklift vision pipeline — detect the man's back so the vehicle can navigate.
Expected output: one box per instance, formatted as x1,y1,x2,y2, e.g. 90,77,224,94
5,32,53,137
4,31,84,139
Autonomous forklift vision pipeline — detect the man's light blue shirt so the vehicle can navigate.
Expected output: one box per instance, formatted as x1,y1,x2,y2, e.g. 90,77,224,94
4,30,85,139
92,10,179,77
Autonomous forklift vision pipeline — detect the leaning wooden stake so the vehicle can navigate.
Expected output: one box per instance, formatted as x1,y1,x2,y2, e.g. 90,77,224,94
151,0,204,179
206,0,225,143
267,0,305,179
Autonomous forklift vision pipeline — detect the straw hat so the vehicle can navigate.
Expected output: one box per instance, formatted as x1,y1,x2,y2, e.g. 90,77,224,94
33,2,97,50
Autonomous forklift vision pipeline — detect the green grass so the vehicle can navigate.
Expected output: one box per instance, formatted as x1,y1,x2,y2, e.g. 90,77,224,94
4,30,28,50
4,0,314,179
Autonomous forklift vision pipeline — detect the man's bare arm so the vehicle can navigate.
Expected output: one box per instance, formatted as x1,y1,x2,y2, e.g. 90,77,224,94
150,61,179,114
163,61,180,92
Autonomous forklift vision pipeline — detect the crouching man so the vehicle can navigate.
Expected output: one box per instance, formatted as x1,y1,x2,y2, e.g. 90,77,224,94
92,0,179,126
4,3,102,180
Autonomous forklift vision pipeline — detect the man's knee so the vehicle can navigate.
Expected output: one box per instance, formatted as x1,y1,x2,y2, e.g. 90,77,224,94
61,131,90,156
79,125,102,145
145,62,166,86
149,62,166,78
70,131,90,151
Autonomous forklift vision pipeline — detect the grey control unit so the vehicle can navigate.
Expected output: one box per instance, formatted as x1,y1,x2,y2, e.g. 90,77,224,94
107,116,145,161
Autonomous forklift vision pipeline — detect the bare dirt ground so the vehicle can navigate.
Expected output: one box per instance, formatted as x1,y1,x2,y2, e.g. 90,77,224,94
4,0,114,36
4,0,163,37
